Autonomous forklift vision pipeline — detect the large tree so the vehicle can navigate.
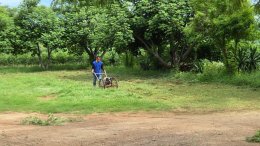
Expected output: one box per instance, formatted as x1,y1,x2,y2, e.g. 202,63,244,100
14,0,59,68
0,6,14,53
189,0,256,73
59,4,133,63
129,0,193,69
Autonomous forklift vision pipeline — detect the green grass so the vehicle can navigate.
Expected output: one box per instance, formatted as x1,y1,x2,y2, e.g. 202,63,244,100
0,66,260,114
247,131,260,143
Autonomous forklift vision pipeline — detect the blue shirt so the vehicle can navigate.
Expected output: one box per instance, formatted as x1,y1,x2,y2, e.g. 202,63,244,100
92,61,103,74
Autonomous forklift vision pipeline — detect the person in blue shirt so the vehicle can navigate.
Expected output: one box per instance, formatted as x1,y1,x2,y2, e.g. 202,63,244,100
92,56,105,86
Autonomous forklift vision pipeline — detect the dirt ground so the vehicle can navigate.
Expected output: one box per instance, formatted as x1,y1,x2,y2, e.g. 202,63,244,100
0,111,260,146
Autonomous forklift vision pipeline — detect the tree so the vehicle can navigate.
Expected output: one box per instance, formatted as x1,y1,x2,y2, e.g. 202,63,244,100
0,6,14,53
14,0,59,68
51,0,117,9
60,7,98,63
40,24,64,69
129,0,193,69
189,0,256,73
59,4,133,63
90,4,133,58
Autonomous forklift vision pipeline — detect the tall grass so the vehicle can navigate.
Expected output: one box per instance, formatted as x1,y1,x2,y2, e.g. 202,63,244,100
175,60,260,88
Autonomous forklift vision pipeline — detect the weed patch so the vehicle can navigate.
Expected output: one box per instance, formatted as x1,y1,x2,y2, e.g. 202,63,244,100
247,131,260,143
21,114,84,126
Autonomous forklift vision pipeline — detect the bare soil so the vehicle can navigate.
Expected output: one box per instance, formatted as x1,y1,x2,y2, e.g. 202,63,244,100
0,111,260,146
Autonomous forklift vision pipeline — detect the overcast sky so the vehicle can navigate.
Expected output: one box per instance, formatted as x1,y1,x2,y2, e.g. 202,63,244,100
0,0,52,7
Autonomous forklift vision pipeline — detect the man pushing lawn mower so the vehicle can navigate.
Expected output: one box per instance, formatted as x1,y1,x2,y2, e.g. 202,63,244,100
92,56,104,86
92,56,118,88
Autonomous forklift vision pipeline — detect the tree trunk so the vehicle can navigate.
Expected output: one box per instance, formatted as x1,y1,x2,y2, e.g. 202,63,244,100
220,37,232,74
134,34,171,69
234,39,239,56
100,50,107,58
88,53,95,65
36,43,43,68
152,51,171,69
46,47,52,69
181,44,194,61
84,46,95,65
170,40,178,68
221,46,231,73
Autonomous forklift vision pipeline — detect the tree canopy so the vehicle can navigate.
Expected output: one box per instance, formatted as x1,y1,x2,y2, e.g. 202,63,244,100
0,0,259,72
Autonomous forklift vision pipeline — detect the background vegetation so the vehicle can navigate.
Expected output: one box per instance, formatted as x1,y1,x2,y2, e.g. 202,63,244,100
0,0,259,72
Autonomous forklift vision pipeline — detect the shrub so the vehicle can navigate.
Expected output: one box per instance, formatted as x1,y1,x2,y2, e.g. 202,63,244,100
21,114,66,126
247,131,260,143
198,60,226,81
192,60,204,73
102,49,120,66
21,114,84,126
233,46,260,72
139,56,152,70
0,51,88,66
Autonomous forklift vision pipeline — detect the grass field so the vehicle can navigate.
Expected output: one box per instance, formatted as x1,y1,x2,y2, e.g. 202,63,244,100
0,66,260,114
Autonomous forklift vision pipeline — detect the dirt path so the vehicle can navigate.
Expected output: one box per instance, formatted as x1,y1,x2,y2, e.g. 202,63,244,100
0,111,259,146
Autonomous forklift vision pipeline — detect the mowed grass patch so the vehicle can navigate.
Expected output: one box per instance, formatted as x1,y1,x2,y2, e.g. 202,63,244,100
0,67,260,114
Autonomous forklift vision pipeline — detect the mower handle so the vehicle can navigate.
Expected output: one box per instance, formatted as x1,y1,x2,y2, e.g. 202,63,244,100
93,71,107,78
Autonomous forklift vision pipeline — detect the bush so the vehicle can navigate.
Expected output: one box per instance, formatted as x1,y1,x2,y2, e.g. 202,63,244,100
21,114,66,126
21,114,84,126
139,56,152,70
198,60,226,81
0,53,39,65
233,46,260,72
192,60,204,73
102,49,120,66
176,60,260,88
247,131,260,143
0,52,88,66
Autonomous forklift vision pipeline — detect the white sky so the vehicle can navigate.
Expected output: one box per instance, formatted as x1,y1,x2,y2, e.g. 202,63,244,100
0,0,52,7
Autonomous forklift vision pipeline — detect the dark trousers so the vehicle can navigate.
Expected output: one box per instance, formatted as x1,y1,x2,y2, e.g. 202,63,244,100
93,74,102,86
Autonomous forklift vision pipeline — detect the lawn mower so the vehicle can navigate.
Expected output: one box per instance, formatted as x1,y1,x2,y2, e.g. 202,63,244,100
93,71,118,89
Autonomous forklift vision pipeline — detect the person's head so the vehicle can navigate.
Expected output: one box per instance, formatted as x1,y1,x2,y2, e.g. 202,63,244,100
96,56,101,62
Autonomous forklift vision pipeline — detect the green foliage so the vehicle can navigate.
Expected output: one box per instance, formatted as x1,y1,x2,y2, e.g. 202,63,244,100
192,60,204,73
0,52,87,66
90,4,133,52
139,56,152,71
234,46,260,72
124,51,135,68
58,4,133,64
0,53,38,65
0,6,14,53
0,6,13,31
176,69,260,88
0,0,259,73
21,114,67,126
11,0,61,68
247,131,260,143
131,0,193,68
190,0,256,72
197,60,226,81
103,49,119,66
